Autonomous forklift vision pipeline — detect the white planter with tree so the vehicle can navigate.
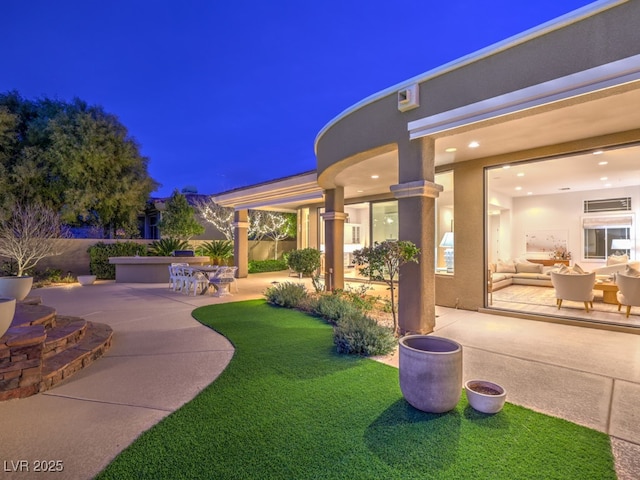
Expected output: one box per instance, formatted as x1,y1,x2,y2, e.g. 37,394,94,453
0,203,69,300
0,297,16,339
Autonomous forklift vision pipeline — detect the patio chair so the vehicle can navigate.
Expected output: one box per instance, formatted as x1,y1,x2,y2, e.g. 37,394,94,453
169,263,188,291
550,271,596,312
209,266,238,297
183,267,209,296
615,272,640,317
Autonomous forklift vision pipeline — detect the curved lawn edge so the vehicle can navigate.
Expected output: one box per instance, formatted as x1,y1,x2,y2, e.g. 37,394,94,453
96,300,616,480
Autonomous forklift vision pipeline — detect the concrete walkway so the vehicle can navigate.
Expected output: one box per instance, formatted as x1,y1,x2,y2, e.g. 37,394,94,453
0,272,638,479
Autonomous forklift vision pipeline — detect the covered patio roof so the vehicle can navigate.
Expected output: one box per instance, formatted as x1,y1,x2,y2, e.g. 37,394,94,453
212,171,323,212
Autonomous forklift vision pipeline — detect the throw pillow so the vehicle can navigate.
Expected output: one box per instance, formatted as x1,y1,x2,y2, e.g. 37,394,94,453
496,260,516,273
607,254,629,266
572,263,585,274
515,261,543,274
557,264,585,275
625,264,640,277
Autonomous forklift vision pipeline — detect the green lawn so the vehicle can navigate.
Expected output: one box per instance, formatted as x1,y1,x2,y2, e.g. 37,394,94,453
97,300,616,479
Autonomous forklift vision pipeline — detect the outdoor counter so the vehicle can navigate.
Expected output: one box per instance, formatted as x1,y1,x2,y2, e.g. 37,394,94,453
108,256,210,283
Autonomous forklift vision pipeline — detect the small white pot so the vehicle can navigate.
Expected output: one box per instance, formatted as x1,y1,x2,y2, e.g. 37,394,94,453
0,276,33,301
77,275,97,286
465,379,507,414
0,297,16,339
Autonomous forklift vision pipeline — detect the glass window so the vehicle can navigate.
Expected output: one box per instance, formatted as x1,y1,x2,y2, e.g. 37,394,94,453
584,226,631,260
435,171,454,273
372,201,398,243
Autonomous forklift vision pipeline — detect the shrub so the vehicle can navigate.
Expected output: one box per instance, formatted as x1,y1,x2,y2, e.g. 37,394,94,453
148,238,191,256
196,240,234,265
32,268,75,288
312,293,362,325
264,282,308,308
248,259,288,273
333,315,396,356
88,242,147,279
287,248,321,277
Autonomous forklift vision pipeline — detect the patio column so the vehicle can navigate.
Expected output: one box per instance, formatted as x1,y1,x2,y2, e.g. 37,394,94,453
391,136,442,334
322,187,346,291
233,209,249,278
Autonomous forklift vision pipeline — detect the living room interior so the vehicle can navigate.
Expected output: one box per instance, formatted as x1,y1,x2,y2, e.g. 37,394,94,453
486,142,640,328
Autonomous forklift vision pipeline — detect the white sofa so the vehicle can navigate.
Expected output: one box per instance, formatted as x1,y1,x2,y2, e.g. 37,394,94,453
489,260,555,292
591,257,640,280
490,256,640,292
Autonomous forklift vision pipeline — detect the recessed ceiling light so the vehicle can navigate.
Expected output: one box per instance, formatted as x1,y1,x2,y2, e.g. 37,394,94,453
600,176,608,181
515,186,522,191
593,150,604,155
502,165,510,170
516,172,525,177
371,175,379,179
445,147,457,153
356,190,363,193
604,183,612,187
468,141,480,148
527,192,533,195
598,161,608,166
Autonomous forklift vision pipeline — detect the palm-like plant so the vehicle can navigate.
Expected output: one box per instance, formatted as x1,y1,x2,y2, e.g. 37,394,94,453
148,238,192,256
197,240,234,265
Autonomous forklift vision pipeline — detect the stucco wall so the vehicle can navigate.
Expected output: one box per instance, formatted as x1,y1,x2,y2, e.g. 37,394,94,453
316,1,640,176
2,239,296,276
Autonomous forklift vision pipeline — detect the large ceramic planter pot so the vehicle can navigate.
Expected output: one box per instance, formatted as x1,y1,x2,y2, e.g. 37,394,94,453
465,380,507,414
77,275,97,286
399,335,463,413
0,297,16,339
0,276,33,301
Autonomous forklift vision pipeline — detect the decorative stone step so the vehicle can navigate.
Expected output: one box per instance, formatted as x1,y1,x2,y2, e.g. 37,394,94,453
40,322,113,391
11,303,57,330
0,326,47,401
43,317,88,359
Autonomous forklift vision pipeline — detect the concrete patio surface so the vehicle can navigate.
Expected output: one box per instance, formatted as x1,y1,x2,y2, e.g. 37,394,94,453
0,271,638,479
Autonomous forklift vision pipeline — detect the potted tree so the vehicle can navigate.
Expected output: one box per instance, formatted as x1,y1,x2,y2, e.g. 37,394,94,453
197,240,234,265
0,203,69,301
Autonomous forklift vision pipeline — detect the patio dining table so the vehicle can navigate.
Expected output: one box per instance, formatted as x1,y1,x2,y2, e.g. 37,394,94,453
190,265,221,295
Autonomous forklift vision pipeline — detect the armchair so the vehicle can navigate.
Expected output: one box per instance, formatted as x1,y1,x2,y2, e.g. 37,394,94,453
615,272,640,317
550,271,596,312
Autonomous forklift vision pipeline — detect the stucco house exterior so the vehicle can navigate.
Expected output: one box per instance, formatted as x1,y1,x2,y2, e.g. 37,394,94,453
214,0,640,334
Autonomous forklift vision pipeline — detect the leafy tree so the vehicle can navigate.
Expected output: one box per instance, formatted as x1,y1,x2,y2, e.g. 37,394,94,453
287,248,321,277
0,91,158,236
158,190,205,240
352,240,420,335
0,203,70,276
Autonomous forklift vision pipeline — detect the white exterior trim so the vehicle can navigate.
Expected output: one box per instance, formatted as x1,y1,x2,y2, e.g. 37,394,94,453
213,172,322,211
408,53,640,139
314,0,627,152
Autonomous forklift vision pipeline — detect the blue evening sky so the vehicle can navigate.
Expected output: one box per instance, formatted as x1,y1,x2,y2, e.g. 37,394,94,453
3,0,592,197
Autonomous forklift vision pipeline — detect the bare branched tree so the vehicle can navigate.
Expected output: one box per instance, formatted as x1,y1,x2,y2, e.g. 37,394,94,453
261,211,289,259
0,203,70,276
194,199,235,240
